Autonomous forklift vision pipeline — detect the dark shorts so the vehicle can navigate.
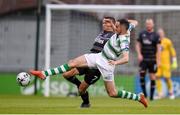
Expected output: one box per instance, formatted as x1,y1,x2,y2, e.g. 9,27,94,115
77,67,101,85
139,60,157,73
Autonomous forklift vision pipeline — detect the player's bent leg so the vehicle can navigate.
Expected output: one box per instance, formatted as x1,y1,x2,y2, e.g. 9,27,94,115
63,68,80,78
30,55,88,79
63,68,81,88
79,81,89,94
104,81,117,97
68,55,88,68
79,69,101,108
104,80,148,108
78,81,90,108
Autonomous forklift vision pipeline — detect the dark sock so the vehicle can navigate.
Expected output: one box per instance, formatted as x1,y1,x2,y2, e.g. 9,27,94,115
150,80,156,100
81,91,89,104
140,72,147,97
65,76,81,88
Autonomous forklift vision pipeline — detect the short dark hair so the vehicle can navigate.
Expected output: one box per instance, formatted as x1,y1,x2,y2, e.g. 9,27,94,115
117,19,129,30
104,16,115,24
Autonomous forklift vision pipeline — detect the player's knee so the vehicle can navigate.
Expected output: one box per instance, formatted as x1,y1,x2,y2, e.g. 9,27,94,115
150,74,156,80
79,86,84,94
140,71,145,77
151,77,156,80
68,59,77,68
78,82,89,94
79,88,87,95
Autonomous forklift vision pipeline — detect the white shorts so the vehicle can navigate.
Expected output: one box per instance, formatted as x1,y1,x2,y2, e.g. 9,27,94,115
84,53,115,81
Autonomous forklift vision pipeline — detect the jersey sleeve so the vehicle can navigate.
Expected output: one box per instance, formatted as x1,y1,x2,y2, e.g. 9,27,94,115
120,37,129,52
128,23,135,32
169,39,176,57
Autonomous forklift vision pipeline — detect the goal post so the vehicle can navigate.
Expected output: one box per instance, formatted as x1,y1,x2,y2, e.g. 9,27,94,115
44,4,180,97
44,5,51,97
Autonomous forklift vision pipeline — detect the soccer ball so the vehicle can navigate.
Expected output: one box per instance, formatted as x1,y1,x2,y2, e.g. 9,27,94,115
16,72,31,87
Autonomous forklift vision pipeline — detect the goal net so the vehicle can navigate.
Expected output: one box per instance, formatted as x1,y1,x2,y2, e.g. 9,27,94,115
44,4,180,97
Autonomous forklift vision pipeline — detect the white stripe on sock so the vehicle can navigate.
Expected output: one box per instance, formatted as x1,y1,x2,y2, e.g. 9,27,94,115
133,94,136,100
54,68,59,74
127,92,131,99
121,90,126,98
47,69,52,76
60,65,66,72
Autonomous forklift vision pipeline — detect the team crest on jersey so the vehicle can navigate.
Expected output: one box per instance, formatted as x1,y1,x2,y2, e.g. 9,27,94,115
142,34,146,37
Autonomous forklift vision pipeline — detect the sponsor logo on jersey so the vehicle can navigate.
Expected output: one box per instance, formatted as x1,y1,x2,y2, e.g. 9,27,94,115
143,39,152,44
95,38,104,44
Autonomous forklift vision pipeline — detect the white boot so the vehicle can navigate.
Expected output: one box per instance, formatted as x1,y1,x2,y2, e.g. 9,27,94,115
169,94,175,100
154,93,163,100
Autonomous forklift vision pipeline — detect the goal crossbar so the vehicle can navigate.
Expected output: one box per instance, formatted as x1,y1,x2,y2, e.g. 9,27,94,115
47,4,180,11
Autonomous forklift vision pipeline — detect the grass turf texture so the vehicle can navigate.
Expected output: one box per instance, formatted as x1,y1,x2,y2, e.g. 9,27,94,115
0,95,180,114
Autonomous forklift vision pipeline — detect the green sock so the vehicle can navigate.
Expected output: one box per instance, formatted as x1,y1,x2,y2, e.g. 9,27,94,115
117,90,140,101
42,63,70,76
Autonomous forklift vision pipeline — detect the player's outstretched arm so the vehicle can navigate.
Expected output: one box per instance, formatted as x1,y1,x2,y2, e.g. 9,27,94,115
128,19,138,27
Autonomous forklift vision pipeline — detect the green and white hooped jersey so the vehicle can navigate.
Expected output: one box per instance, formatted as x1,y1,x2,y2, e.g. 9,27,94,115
101,23,135,60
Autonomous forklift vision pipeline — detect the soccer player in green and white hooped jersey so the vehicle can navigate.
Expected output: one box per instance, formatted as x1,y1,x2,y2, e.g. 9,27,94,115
30,19,148,108
101,21,133,63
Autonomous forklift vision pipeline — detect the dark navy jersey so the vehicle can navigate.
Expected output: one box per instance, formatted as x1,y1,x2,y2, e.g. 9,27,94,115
90,31,114,53
138,30,160,61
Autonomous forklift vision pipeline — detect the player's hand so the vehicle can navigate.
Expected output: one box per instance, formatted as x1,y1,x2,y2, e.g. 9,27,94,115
109,20,116,31
171,59,178,70
108,60,117,65
104,19,116,31
138,54,143,63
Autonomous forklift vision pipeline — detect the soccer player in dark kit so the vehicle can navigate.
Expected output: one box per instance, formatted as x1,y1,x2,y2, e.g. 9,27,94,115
136,18,161,100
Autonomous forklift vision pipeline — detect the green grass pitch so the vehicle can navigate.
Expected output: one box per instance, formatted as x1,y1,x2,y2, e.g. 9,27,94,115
0,95,180,114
